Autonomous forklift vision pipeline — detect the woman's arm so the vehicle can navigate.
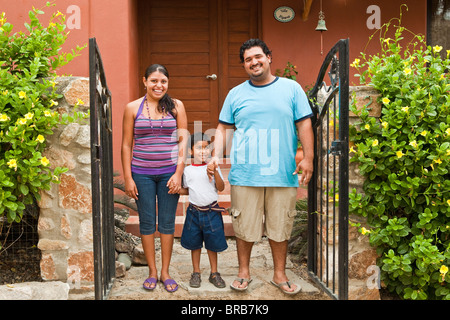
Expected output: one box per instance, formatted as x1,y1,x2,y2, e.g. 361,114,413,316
167,99,188,194
121,102,139,199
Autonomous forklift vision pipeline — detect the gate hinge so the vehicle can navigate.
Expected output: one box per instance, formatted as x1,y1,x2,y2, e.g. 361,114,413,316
329,140,345,156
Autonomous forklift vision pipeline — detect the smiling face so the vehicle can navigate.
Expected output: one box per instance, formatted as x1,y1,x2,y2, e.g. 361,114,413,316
143,71,169,101
242,46,273,84
191,140,211,164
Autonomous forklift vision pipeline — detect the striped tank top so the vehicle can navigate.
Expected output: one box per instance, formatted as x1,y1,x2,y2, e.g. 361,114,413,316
131,97,178,175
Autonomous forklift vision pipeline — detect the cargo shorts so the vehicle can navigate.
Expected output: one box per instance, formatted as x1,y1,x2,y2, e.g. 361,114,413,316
229,185,298,242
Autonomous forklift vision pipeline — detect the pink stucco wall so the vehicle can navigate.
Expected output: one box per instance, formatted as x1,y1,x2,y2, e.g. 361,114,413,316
1,0,427,175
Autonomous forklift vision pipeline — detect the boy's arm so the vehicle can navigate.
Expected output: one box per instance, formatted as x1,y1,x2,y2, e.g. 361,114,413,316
214,166,225,192
179,187,189,195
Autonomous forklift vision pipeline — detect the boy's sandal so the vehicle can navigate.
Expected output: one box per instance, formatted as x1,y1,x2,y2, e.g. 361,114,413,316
209,272,226,288
189,272,201,288
230,277,252,291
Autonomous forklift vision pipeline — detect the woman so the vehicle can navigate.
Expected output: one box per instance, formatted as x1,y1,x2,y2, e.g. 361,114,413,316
121,64,188,292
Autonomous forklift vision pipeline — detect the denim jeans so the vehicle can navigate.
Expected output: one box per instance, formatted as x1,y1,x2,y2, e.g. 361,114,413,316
132,172,180,235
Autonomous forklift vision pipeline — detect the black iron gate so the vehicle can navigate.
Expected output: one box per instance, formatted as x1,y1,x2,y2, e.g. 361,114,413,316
89,38,115,300
307,39,349,300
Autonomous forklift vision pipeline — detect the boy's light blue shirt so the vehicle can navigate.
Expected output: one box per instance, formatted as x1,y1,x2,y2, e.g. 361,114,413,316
219,77,313,187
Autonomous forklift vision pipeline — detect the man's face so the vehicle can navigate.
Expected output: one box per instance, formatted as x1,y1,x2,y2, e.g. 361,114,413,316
242,46,272,81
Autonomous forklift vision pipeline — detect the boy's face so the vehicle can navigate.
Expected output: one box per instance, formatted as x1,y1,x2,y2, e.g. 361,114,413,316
191,141,211,164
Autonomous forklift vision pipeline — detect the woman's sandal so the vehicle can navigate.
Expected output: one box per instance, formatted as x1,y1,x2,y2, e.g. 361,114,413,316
142,277,158,291
209,272,226,288
161,278,178,292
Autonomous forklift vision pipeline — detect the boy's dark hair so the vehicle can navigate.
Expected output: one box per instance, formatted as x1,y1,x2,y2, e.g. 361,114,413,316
189,132,210,151
239,39,272,63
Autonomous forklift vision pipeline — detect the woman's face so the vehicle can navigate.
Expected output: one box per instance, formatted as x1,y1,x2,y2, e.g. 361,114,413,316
143,71,169,101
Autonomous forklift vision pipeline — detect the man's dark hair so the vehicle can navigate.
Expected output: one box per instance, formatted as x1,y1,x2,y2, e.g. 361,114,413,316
239,39,272,63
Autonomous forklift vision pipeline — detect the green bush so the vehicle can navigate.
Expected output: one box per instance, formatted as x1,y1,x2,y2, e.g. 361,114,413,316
0,3,86,236
349,9,450,300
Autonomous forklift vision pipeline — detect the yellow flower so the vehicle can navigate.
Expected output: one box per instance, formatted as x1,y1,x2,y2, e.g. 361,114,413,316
17,118,27,125
396,151,405,159
50,100,58,107
383,38,392,44
76,98,85,105
382,97,390,105
18,91,27,99
361,227,371,235
433,45,443,53
440,74,446,81
433,158,442,165
7,159,17,170
36,135,45,143
2,90,8,95
401,106,409,113
372,139,379,147
349,146,356,153
409,140,418,148
365,124,370,130
381,121,388,129
44,110,52,117
0,114,9,122
350,58,360,68
440,265,448,276
24,112,33,120
40,157,50,166
404,68,412,75
446,128,450,136
420,131,428,137
447,199,450,206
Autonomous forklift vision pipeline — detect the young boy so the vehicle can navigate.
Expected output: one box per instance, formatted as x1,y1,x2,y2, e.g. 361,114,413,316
180,132,228,288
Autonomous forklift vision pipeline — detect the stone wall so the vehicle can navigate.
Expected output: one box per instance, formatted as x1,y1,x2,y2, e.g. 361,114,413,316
36,77,93,291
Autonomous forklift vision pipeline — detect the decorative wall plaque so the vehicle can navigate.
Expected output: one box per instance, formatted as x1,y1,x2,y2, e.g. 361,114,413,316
274,6,295,23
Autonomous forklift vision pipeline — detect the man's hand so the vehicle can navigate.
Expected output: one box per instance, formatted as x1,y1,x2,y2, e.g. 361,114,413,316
293,157,313,186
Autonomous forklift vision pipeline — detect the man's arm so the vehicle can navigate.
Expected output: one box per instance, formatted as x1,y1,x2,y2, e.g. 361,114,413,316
294,117,314,186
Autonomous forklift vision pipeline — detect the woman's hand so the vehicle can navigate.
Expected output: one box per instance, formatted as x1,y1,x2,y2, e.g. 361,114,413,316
125,177,139,200
167,173,182,194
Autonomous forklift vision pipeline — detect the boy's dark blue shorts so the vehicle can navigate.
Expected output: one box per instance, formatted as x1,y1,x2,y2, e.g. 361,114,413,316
180,204,228,252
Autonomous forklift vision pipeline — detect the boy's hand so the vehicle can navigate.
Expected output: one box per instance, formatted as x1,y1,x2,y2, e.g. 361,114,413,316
207,156,219,181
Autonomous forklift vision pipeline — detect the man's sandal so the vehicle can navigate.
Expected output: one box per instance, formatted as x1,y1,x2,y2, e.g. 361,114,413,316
270,280,301,295
230,277,253,291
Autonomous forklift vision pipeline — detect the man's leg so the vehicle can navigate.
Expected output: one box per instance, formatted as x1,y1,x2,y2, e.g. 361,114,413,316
265,187,299,293
269,239,298,293
231,237,254,289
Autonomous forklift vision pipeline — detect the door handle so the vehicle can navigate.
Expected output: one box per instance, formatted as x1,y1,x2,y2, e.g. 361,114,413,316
206,74,217,80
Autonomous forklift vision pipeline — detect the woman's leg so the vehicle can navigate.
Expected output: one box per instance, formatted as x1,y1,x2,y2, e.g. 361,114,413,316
132,173,158,288
156,172,180,290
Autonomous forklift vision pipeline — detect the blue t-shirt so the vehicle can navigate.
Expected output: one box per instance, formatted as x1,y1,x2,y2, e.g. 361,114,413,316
219,77,313,187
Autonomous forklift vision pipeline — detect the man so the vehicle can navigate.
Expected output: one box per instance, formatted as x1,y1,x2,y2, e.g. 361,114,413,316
208,39,314,295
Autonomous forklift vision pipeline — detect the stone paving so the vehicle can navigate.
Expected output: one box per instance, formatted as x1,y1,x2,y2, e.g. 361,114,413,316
105,237,329,301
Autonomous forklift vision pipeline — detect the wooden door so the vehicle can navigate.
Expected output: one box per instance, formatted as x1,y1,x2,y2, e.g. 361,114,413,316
137,0,260,132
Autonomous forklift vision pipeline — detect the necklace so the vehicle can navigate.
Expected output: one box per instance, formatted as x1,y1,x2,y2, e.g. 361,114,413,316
144,95,165,134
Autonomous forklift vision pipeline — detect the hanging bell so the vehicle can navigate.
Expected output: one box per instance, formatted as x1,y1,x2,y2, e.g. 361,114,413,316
315,11,327,32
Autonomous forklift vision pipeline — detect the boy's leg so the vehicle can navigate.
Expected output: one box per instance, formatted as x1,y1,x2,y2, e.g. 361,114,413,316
192,248,202,273
207,249,218,273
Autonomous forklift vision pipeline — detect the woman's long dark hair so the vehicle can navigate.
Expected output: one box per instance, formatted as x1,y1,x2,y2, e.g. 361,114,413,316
144,64,177,117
